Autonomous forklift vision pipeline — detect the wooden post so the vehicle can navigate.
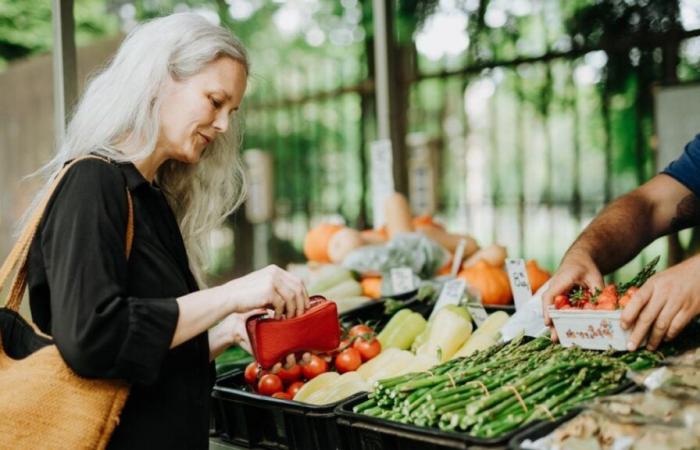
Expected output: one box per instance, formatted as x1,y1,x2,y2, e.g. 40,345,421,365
51,0,77,147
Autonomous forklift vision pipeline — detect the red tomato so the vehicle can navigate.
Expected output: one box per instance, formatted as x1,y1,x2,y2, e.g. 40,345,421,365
258,374,283,396
353,338,381,361
272,391,292,400
553,295,569,310
301,354,329,380
287,381,305,398
277,363,302,384
244,362,260,385
348,324,373,339
335,348,362,373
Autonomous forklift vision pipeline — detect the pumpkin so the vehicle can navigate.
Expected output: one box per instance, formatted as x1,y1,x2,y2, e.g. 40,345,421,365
526,260,551,293
458,260,512,305
463,244,507,269
412,215,444,230
303,223,343,263
328,228,366,263
361,229,388,245
360,277,382,299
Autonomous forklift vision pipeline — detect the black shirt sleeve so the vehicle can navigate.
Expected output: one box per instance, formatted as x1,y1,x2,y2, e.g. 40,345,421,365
39,159,179,386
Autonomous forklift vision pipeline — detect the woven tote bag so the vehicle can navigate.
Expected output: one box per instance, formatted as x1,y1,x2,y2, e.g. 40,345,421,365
0,156,132,449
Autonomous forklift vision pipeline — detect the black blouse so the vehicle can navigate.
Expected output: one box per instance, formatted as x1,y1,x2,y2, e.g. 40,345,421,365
26,157,212,449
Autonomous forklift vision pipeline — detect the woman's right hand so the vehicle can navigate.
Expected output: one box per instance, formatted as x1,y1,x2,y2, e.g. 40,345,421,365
225,265,309,318
542,251,604,341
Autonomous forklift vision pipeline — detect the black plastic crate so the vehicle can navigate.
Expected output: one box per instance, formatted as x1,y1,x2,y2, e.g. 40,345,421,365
507,410,579,450
212,369,365,450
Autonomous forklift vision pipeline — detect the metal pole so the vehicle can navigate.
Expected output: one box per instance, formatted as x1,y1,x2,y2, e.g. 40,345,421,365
372,0,391,140
51,0,77,148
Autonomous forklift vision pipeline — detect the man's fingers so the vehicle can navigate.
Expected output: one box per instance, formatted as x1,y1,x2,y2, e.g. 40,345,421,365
666,308,691,341
621,283,653,329
583,271,605,292
627,292,664,351
646,298,681,350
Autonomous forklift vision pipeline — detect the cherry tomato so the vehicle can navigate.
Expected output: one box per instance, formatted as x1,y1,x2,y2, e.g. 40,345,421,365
277,363,302,384
258,374,283,396
287,381,305,398
553,295,569,310
335,348,362,373
301,353,329,380
272,391,292,400
244,362,260,385
348,324,373,339
353,338,381,362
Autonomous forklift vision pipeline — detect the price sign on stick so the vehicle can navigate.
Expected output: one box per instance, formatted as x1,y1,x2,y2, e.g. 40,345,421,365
429,278,466,320
390,267,414,294
450,239,467,277
466,302,489,327
506,258,532,311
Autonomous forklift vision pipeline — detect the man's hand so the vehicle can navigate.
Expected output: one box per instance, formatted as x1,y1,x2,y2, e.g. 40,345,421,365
543,250,605,341
622,255,700,350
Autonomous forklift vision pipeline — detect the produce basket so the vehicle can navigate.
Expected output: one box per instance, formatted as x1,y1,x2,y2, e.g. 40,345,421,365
507,410,579,450
212,369,365,450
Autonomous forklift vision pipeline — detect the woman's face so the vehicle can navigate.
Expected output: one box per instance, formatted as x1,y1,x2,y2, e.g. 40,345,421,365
157,56,247,164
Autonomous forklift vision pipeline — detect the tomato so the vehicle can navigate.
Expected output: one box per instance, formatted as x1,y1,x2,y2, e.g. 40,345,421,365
277,363,302,384
558,304,573,310
272,391,292,400
348,324,373,339
287,381,305,398
553,295,569,310
244,362,260,385
258,374,283,396
301,353,329,380
353,338,381,362
335,348,362,373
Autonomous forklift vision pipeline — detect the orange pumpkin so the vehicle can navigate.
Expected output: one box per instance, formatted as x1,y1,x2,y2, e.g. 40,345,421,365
361,229,388,245
458,260,512,305
303,223,343,263
360,277,382,299
526,260,551,293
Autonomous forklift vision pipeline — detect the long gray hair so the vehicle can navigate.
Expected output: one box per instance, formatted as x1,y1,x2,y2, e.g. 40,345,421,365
21,13,249,287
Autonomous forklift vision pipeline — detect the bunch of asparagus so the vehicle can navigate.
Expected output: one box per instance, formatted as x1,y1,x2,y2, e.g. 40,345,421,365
353,335,661,438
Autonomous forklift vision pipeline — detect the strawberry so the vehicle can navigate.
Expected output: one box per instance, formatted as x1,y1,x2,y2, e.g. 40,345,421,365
618,286,639,309
595,284,619,308
554,295,569,309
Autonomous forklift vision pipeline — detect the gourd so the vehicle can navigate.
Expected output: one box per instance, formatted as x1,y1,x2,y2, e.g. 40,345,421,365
327,228,365,263
462,244,507,269
304,224,343,263
458,260,512,305
526,259,551,293
384,193,414,238
360,277,382,299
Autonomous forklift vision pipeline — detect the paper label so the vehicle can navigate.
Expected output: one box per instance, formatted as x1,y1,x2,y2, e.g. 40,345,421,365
390,267,414,294
466,302,489,327
506,258,532,311
450,239,467,277
429,278,466,320
370,140,395,228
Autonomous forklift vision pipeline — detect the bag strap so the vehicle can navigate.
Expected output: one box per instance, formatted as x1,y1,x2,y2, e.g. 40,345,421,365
0,155,134,313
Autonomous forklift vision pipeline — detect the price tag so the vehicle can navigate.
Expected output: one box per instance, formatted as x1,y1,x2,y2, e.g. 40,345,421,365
390,267,414,294
370,140,395,228
429,278,466,320
466,302,489,327
450,239,467,277
506,258,532,311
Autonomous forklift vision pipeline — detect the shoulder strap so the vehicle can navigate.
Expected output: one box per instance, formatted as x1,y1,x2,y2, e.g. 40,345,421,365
0,155,134,313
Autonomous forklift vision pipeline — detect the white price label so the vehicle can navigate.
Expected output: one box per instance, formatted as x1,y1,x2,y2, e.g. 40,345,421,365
370,140,395,228
466,302,489,327
506,258,532,311
450,239,467,277
390,267,415,294
429,279,466,320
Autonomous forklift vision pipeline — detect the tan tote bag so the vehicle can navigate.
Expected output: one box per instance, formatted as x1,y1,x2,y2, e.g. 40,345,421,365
0,155,132,449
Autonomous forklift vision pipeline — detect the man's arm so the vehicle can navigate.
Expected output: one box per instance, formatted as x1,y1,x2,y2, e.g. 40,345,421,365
543,174,697,340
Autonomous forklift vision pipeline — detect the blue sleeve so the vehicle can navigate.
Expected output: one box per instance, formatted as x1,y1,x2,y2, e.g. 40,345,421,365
662,134,700,198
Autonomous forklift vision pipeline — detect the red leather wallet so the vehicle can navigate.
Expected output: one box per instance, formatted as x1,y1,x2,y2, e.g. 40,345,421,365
246,295,341,369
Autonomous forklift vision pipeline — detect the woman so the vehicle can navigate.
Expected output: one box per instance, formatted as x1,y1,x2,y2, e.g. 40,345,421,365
22,13,307,449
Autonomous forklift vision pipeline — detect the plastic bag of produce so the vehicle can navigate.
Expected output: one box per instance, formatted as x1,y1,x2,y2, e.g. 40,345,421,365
342,233,450,279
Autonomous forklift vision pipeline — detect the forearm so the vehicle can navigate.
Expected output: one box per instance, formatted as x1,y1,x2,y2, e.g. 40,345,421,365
171,285,237,349
564,192,656,274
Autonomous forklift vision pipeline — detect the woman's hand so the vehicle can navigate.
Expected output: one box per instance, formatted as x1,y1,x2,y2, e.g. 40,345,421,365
208,308,265,361
542,250,605,341
622,255,700,351
226,264,309,318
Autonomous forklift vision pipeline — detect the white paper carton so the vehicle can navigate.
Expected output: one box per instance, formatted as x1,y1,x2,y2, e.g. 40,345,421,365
548,307,631,351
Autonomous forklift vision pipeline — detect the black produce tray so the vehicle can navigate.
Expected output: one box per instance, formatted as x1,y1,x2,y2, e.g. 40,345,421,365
335,382,639,450
212,369,364,450
507,410,580,450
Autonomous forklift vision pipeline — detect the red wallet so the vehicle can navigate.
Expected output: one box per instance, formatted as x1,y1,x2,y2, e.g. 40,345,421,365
246,295,341,369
